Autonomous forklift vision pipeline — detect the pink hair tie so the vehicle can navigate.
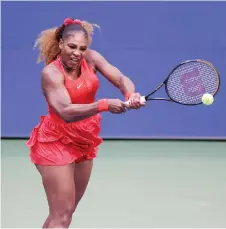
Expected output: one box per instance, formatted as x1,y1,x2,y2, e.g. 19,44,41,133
64,18,82,26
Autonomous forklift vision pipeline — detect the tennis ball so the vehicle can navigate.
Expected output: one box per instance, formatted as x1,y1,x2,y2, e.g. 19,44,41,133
202,93,214,105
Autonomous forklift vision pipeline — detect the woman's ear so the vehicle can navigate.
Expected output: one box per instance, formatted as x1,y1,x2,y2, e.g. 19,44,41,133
59,39,63,50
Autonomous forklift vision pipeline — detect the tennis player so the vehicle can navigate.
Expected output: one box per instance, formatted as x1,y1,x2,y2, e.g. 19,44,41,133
26,18,145,228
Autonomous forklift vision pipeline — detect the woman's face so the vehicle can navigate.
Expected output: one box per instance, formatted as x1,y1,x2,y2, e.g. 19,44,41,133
59,31,88,69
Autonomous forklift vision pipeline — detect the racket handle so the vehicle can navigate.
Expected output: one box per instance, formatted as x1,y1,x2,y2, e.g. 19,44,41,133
124,96,146,106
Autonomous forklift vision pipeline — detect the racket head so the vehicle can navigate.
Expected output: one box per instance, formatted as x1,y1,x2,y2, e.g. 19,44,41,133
164,59,220,105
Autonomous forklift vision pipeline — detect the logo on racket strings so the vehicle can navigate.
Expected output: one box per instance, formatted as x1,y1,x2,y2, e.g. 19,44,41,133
180,68,205,97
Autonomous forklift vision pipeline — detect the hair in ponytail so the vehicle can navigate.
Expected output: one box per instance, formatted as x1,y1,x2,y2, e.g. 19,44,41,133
34,18,99,65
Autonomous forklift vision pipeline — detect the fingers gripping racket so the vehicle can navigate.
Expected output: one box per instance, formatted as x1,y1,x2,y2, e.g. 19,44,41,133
125,59,220,106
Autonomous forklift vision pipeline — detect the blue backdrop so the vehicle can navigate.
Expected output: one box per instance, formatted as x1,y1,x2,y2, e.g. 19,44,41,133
2,1,226,139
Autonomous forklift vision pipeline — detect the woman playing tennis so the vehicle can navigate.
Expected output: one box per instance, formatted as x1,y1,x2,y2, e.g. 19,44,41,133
26,18,144,228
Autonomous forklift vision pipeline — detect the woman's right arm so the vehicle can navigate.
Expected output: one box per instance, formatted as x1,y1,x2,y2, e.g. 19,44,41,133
41,66,127,123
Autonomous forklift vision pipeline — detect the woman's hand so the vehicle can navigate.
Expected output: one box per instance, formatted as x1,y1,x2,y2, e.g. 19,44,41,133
108,99,128,114
126,93,146,109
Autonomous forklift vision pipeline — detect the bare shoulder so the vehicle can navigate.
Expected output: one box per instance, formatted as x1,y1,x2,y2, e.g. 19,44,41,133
41,63,64,86
85,49,103,61
84,49,106,69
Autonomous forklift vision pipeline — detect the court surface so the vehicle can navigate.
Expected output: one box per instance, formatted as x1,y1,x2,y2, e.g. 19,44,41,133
1,139,226,228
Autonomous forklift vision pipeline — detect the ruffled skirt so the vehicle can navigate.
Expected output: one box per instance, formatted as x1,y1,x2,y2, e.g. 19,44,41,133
26,115,103,165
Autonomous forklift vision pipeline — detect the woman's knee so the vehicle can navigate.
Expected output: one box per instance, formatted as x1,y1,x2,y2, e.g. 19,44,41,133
50,202,75,226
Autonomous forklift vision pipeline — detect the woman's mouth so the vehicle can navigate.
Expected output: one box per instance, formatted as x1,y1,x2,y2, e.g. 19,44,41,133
71,58,79,63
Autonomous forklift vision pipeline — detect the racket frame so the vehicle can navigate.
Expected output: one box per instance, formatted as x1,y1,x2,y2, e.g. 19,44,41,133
143,59,220,106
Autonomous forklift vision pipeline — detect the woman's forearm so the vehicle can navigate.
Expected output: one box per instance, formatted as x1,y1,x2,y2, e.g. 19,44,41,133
60,100,108,123
119,76,136,99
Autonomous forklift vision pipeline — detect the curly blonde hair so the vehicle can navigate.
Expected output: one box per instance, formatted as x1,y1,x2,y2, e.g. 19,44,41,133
34,19,99,65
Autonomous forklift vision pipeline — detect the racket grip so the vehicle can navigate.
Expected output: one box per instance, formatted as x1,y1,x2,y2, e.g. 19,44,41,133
124,96,146,106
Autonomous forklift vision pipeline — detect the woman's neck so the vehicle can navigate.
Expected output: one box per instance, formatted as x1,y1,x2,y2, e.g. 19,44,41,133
60,59,82,80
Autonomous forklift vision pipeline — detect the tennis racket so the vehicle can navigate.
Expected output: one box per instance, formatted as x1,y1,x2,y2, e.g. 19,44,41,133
125,59,220,106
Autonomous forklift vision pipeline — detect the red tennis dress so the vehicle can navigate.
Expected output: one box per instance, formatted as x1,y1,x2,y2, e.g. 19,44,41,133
26,56,103,165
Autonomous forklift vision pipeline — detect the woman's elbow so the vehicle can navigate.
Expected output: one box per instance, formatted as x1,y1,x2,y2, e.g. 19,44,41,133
58,109,74,123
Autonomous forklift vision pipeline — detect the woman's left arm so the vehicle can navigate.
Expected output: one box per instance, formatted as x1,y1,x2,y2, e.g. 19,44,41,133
86,49,145,109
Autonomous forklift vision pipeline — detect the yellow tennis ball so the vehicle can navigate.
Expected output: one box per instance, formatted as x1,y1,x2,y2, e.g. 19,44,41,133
202,93,214,105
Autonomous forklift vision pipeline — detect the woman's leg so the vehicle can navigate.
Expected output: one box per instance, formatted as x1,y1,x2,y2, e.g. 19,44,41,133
73,159,93,210
36,163,76,228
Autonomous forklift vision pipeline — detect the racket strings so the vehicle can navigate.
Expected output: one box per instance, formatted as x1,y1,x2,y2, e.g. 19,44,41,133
166,62,219,104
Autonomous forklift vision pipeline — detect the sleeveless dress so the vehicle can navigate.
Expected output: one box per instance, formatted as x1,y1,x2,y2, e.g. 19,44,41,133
26,56,103,165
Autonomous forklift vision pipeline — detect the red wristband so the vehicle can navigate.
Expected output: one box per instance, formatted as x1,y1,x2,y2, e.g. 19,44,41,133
124,92,134,101
98,99,109,112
